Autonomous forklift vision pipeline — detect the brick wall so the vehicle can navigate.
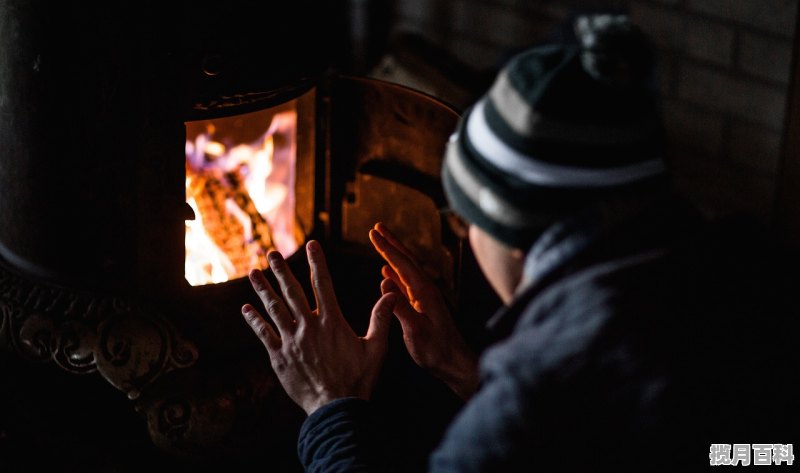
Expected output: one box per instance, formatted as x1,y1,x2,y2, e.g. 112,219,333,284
386,0,799,220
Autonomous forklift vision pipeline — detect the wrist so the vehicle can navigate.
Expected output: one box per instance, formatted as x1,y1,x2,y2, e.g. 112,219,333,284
304,394,345,416
437,350,479,400
304,388,371,416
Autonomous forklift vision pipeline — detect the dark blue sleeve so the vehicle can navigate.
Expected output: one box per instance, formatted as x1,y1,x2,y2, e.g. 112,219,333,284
297,377,541,473
428,370,538,473
297,397,379,473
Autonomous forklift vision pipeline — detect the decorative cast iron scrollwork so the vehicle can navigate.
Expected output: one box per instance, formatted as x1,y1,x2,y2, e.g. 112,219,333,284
0,260,283,458
0,263,198,400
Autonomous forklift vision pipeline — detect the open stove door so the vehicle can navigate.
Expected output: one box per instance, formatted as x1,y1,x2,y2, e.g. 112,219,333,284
327,77,461,302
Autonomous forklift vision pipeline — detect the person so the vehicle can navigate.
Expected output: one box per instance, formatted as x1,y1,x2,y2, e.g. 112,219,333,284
241,14,798,471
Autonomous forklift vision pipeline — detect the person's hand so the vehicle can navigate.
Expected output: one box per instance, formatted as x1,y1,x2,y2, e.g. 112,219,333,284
369,223,479,399
242,240,397,416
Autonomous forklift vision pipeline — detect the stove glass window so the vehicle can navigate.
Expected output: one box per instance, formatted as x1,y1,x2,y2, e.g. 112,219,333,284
184,99,302,286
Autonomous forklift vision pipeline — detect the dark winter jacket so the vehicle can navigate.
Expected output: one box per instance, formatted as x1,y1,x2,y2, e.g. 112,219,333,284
298,193,799,471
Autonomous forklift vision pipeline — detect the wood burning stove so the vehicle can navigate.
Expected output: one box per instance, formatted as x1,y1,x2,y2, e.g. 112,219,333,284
1,1,470,469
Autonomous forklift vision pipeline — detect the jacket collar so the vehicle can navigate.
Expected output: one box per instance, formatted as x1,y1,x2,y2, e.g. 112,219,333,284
485,191,702,339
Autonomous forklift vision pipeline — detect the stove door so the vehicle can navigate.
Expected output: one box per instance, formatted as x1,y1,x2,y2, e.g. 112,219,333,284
327,77,461,301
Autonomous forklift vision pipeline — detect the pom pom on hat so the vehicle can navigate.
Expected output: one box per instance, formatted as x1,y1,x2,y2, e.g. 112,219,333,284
575,14,655,85
442,14,666,249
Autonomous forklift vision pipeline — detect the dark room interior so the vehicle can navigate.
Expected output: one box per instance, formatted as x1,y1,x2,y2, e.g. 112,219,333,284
1,1,799,471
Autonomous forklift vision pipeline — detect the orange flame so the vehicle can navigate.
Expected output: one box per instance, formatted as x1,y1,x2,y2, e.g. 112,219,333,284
184,106,300,286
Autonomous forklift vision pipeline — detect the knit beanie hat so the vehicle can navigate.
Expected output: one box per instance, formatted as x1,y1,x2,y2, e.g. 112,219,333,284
442,14,667,249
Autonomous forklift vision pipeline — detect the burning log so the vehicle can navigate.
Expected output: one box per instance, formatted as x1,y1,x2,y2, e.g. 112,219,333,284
187,169,274,279
184,109,300,286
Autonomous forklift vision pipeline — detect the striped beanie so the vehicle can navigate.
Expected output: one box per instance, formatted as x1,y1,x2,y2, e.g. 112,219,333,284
442,14,667,249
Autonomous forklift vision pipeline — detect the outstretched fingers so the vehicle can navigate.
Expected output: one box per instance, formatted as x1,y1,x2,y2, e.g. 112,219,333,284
373,223,417,262
381,277,422,325
242,303,281,351
370,228,432,312
381,265,410,299
267,251,312,321
369,228,420,286
248,269,295,335
306,240,341,318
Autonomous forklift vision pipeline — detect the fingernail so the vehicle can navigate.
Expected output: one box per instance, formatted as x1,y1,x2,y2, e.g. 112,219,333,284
248,272,262,290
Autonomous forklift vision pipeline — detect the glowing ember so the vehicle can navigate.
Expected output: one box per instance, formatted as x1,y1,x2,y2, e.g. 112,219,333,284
185,105,300,286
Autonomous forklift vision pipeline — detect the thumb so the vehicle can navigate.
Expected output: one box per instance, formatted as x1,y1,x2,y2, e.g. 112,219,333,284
365,292,397,345
381,278,420,326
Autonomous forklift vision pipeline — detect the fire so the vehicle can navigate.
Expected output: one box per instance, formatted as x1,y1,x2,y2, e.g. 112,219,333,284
184,105,301,286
